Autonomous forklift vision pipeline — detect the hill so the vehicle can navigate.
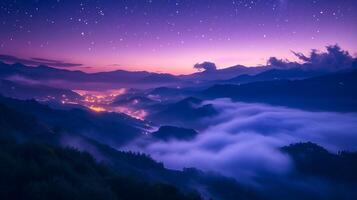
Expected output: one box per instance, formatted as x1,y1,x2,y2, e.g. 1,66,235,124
203,70,357,112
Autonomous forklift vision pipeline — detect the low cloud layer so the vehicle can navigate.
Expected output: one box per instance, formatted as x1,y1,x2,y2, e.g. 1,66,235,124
127,99,357,183
0,54,82,68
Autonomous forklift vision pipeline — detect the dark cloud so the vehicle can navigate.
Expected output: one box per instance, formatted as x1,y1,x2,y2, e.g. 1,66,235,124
0,54,82,68
266,45,356,71
292,44,355,71
267,57,299,69
194,61,217,72
127,99,357,184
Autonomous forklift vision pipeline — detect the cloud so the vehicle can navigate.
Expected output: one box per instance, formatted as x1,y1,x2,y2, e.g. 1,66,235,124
292,44,355,71
59,134,108,162
267,45,356,71
0,54,82,68
267,57,299,69
194,62,217,72
126,99,357,184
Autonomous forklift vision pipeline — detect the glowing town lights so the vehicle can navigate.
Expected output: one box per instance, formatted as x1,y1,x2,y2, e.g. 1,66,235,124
89,105,106,112
71,88,147,120
74,88,127,105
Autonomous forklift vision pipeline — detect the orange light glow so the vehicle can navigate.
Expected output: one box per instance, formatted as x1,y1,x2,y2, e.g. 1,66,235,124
73,88,149,119
74,89,127,105
89,105,106,112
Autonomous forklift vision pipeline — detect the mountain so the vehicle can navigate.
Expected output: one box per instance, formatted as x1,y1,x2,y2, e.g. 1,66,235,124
0,96,260,200
0,79,82,102
90,69,151,83
0,96,147,147
0,102,54,143
151,126,199,141
139,73,181,83
0,62,89,81
0,61,152,83
0,140,202,200
282,142,357,182
149,97,218,128
202,69,357,112
223,67,326,84
2,95,357,199
147,86,199,101
113,96,158,108
150,87,184,96
0,62,180,89
181,65,268,82
1,61,318,90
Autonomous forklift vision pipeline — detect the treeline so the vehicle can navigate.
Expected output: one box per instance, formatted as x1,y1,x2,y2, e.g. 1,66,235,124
0,138,201,200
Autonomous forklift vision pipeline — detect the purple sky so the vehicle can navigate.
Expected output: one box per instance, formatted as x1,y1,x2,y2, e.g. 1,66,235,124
0,0,356,74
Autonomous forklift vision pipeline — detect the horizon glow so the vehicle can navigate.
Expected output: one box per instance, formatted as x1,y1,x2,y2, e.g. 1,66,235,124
0,0,356,74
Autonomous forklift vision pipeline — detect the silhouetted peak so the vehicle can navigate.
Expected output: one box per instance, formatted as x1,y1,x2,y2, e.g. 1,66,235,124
178,97,202,105
282,142,329,155
152,126,198,141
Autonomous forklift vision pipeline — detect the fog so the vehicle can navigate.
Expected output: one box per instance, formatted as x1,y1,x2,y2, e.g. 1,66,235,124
127,98,357,183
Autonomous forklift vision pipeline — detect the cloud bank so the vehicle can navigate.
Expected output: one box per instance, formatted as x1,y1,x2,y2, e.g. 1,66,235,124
268,44,357,71
127,99,357,183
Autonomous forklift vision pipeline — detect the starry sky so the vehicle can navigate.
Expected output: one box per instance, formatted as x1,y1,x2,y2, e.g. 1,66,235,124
0,0,356,74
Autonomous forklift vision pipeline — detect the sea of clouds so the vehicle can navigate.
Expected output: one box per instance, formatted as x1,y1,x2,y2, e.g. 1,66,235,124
127,98,357,183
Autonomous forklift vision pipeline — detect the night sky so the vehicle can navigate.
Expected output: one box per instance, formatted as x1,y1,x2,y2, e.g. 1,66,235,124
0,0,356,74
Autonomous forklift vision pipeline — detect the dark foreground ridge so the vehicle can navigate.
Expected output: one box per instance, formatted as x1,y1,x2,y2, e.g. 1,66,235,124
0,139,201,200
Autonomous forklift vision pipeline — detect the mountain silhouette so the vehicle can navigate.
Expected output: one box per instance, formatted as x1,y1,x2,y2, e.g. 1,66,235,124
149,97,218,128
151,126,199,141
203,69,357,111
282,142,357,182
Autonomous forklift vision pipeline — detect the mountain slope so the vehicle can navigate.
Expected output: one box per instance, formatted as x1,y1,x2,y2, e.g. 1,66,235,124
0,96,146,147
223,67,325,84
0,96,259,200
181,65,267,81
202,70,357,111
149,97,218,128
282,142,357,182
0,79,82,102
0,62,178,87
0,140,202,200
151,126,199,141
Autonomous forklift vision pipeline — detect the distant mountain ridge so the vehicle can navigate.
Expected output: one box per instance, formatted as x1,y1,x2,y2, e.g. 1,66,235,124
0,61,270,86
2,59,353,90
202,69,357,112
180,64,268,81
148,97,218,128
1,44,356,88
222,67,326,84
0,62,169,83
0,79,82,101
